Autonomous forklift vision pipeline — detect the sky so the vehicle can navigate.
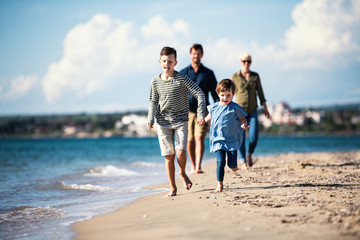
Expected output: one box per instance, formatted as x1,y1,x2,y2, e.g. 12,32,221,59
0,0,359,116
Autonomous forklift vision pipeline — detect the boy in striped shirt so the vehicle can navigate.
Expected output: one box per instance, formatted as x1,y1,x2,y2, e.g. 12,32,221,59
147,46,206,197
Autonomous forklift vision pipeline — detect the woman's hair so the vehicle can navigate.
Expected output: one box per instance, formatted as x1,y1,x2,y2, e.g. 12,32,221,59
216,79,236,94
160,46,177,60
240,52,252,61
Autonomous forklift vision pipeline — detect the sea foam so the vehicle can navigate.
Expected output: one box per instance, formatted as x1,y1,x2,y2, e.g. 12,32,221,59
0,206,65,223
59,182,114,192
85,165,139,177
132,161,162,167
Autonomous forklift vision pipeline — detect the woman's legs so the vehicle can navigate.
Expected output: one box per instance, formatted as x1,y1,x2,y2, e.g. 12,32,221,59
239,130,246,162
248,111,259,155
247,111,259,166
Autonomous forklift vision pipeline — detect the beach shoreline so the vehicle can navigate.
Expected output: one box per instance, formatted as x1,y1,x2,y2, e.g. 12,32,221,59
72,151,360,240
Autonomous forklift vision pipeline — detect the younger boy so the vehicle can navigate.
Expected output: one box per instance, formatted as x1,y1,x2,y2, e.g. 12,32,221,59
200,79,249,192
147,46,206,197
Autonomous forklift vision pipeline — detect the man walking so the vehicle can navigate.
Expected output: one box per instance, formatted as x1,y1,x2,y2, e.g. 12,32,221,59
180,44,219,173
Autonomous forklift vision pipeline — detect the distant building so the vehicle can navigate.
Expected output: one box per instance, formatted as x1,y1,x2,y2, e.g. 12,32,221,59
115,114,156,137
258,102,324,128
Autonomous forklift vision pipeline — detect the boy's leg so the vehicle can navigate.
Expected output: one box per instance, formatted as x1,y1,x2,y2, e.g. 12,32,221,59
157,125,177,196
176,149,192,190
175,122,192,190
165,154,177,196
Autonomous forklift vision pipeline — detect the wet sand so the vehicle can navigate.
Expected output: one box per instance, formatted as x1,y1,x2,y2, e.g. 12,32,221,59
73,151,360,240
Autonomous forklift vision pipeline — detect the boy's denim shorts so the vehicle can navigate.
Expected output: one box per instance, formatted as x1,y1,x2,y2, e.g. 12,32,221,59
157,122,188,156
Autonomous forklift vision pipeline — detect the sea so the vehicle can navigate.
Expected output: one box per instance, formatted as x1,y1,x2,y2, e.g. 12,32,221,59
1,135,359,240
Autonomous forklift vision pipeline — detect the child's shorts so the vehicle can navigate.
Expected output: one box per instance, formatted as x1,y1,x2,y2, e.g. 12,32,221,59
157,122,188,156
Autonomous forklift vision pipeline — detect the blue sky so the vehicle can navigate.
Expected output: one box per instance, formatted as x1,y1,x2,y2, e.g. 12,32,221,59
0,0,359,115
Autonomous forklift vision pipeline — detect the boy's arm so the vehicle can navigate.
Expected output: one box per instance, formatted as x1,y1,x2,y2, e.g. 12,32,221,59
147,79,158,130
239,116,249,130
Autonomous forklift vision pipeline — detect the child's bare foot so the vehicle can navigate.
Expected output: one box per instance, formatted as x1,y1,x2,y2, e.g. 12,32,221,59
180,173,192,190
240,162,248,171
191,168,204,174
231,166,238,172
165,188,177,197
215,182,223,192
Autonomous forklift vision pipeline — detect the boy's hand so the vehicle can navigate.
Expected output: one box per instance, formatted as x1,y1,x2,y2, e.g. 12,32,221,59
197,119,205,126
241,123,249,130
148,123,153,130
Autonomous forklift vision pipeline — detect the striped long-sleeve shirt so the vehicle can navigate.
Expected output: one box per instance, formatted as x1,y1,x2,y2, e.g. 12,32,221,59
147,71,206,127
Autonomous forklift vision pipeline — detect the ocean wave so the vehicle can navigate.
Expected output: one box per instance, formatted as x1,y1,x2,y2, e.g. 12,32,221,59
132,161,162,167
0,206,65,224
85,165,139,177
59,182,115,192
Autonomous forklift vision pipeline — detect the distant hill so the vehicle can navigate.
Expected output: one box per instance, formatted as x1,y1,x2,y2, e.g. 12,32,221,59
0,103,359,138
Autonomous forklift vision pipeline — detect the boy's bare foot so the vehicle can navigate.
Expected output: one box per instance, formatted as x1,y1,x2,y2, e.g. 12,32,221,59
196,169,204,174
231,166,238,172
180,173,192,190
165,188,177,197
240,162,248,171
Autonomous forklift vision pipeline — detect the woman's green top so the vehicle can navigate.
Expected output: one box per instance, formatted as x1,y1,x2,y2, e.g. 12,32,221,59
231,71,266,115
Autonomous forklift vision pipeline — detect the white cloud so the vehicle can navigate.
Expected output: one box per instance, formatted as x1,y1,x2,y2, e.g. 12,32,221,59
42,14,191,103
41,1,359,106
206,0,360,71
0,75,38,100
281,0,360,69
141,15,190,39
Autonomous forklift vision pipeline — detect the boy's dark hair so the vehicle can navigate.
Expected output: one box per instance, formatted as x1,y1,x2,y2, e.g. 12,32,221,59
216,79,236,94
190,43,203,55
160,46,177,60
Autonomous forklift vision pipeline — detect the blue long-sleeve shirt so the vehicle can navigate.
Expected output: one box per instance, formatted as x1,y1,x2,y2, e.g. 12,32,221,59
180,64,219,113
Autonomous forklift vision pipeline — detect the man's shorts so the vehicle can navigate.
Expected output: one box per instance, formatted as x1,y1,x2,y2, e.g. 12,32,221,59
157,122,188,156
188,111,208,141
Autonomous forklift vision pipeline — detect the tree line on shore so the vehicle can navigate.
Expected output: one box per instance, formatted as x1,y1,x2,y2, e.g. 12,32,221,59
0,104,359,138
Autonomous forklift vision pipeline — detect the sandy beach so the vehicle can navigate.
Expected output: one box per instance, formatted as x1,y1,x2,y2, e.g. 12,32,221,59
73,151,360,240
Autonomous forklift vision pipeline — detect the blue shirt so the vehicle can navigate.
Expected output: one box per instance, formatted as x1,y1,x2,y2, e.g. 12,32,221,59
207,101,247,153
180,64,219,113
